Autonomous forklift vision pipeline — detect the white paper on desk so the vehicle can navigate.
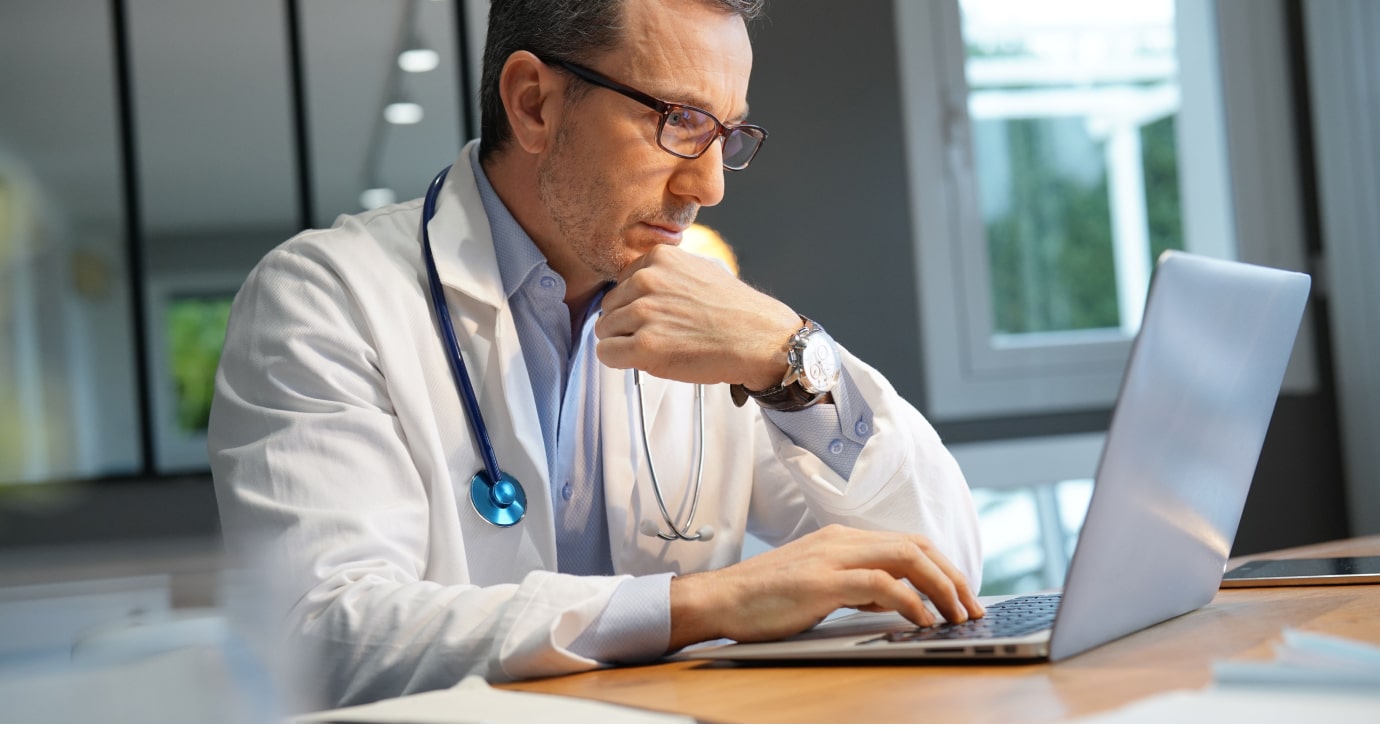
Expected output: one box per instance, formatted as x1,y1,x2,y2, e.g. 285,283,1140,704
293,675,695,724
1079,686,1380,723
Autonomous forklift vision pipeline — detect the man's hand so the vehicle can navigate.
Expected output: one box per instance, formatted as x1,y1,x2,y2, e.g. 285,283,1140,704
667,524,985,651
595,244,801,390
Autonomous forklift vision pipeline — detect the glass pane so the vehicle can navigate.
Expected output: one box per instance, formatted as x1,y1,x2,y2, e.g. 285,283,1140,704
972,487,1045,595
128,0,301,472
300,0,464,227
1057,479,1094,560
0,1,141,483
961,0,1185,340
973,478,1094,595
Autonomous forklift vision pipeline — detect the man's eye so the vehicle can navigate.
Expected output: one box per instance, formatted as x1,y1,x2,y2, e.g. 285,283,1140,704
666,110,688,128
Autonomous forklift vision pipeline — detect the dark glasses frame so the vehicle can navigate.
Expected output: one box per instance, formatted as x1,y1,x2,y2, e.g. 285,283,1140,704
539,55,767,171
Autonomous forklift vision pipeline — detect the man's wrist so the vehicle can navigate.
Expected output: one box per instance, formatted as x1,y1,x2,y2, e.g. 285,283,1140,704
739,310,803,392
732,316,841,411
668,572,721,652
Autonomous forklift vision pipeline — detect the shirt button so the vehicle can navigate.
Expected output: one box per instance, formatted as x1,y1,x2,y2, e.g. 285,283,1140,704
855,419,871,437
539,276,557,289
828,439,845,455
560,483,573,501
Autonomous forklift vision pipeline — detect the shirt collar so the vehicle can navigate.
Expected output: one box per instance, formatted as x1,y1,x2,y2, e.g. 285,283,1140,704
470,144,553,301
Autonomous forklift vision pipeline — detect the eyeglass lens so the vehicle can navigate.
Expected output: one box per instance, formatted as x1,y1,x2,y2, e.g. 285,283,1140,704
661,106,763,170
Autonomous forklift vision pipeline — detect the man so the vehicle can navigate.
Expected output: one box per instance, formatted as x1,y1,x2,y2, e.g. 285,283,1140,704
209,0,983,709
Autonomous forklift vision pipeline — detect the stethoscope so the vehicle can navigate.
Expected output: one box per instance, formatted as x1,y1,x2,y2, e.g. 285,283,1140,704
421,165,713,541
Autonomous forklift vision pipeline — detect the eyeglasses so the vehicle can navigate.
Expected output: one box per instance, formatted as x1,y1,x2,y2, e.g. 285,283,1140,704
544,57,767,171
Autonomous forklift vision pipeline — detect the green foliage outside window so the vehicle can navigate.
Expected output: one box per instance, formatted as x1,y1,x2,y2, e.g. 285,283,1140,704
1142,116,1184,264
984,117,1119,335
165,297,232,434
983,115,1184,336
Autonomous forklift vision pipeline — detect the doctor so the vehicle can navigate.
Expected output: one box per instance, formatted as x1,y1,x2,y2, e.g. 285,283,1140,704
209,0,983,710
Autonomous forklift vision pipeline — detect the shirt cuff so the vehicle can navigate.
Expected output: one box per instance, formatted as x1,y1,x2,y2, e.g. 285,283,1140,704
762,369,874,479
567,572,673,664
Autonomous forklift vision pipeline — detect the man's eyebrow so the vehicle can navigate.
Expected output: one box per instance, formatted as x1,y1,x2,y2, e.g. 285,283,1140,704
660,86,749,123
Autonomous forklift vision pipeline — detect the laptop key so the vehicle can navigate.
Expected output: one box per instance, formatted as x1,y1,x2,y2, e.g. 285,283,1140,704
861,593,1063,644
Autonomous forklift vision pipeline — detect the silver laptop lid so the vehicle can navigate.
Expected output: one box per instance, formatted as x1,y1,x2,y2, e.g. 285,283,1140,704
1048,251,1310,661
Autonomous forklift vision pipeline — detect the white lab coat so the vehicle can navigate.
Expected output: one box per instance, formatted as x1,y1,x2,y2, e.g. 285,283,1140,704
209,141,981,709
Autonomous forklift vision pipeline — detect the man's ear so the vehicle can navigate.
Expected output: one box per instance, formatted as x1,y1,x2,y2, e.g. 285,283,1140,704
498,51,560,155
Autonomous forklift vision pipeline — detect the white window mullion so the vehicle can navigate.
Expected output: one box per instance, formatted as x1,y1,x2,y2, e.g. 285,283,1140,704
1105,123,1152,335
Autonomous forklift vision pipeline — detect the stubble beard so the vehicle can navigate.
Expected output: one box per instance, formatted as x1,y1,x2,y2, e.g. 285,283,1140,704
537,122,699,283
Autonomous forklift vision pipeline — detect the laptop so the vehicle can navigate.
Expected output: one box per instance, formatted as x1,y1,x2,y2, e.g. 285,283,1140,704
684,251,1311,664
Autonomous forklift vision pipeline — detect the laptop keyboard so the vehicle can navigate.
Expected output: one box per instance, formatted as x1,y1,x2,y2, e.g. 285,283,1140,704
864,592,1062,644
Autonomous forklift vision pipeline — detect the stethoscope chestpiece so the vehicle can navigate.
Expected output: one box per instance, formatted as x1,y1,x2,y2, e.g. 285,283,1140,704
471,470,526,527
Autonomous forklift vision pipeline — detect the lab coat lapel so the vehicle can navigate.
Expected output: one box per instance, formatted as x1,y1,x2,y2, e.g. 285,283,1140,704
424,141,554,561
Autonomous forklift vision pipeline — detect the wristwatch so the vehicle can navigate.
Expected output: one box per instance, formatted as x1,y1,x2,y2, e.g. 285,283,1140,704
730,317,842,412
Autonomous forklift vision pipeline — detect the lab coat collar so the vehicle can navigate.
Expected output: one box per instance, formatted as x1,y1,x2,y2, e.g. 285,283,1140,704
426,140,506,310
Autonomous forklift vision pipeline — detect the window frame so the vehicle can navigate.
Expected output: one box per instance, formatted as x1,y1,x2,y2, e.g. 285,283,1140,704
895,0,1317,420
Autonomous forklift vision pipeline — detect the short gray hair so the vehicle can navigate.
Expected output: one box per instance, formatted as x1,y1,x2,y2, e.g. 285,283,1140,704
478,0,765,162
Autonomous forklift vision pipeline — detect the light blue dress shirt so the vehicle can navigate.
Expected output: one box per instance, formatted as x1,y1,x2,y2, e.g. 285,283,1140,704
469,146,874,663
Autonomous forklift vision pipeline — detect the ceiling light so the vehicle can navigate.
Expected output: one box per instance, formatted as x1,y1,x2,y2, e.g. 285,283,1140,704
399,48,440,73
384,102,424,125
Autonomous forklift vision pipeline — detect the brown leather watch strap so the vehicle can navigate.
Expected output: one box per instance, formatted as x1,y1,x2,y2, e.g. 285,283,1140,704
729,381,826,412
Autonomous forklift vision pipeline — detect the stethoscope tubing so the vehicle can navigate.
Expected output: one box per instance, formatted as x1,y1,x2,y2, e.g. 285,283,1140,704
422,165,503,486
635,370,708,541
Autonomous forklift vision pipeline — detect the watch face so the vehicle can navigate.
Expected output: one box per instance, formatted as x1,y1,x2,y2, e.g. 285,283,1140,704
800,333,842,394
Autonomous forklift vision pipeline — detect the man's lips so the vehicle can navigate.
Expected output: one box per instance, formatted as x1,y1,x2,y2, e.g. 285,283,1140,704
641,222,687,242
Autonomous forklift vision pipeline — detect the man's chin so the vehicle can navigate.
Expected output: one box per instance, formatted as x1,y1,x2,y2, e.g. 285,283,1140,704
630,240,680,264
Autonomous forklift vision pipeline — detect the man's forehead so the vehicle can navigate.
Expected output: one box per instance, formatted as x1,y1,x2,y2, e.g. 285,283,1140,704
611,2,754,119
651,73,753,120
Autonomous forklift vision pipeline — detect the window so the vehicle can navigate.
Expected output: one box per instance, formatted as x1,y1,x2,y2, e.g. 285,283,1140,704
298,0,467,228
129,0,302,473
947,433,1103,593
0,0,138,484
896,0,1317,420
964,0,1181,342
897,0,1321,590
144,277,244,473
974,479,1092,595
0,0,476,487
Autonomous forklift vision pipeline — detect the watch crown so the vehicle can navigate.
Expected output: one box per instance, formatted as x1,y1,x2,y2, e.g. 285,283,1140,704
782,317,841,395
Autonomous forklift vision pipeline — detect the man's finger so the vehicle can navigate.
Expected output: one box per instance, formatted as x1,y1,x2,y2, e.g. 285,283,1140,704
821,535,968,625
835,569,937,628
594,336,638,371
912,538,986,620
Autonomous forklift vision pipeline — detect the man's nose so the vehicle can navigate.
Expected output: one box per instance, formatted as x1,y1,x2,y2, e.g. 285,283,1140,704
667,141,727,208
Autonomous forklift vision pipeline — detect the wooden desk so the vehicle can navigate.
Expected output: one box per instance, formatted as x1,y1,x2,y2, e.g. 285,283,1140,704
504,535,1380,723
